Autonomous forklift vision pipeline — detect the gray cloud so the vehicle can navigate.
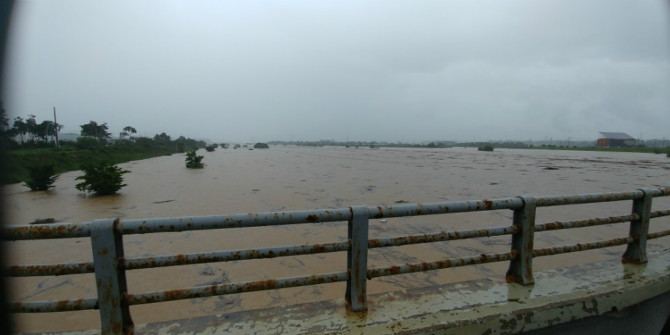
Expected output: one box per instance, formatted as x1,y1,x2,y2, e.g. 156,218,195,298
4,0,670,142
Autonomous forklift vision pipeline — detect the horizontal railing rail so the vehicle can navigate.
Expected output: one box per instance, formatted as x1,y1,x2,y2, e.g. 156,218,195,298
122,241,352,270
4,186,670,334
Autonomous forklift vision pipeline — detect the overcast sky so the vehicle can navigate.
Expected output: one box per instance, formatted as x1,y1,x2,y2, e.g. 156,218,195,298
3,1,670,143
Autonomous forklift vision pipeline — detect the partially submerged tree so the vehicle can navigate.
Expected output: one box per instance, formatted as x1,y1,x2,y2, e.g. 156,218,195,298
24,164,59,191
75,162,130,195
185,150,204,168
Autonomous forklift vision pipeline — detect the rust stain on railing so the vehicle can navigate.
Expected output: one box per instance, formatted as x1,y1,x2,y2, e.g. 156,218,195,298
533,237,634,257
12,298,98,313
367,251,519,279
535,214,639,232
122,241,350,270
368,225,517,249
8,262,96,277
126,272,349,305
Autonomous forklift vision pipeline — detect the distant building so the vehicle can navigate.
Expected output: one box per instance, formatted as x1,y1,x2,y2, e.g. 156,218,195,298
596,132,636,148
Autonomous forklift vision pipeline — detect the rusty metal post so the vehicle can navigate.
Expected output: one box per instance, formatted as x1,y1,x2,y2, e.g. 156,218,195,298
91,219,133,334
346,206,369,312
506,196,536,285
623,188,653,264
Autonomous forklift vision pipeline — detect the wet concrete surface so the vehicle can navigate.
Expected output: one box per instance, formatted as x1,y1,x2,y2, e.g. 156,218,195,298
127,249,670,334
3,146,670,332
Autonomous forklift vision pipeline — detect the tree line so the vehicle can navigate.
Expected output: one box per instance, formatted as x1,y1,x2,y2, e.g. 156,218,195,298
0,103,212,186
4,114,62,145
1,109,206,153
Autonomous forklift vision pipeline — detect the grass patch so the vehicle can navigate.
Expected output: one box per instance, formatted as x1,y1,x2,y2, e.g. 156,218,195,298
4,145,173,185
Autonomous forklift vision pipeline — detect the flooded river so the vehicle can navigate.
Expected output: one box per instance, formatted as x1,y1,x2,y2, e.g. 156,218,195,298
4,146,670,332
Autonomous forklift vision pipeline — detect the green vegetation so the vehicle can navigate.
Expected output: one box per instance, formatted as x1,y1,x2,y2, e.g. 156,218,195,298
6,141,171,185
173,136,204,153
4,114,62,145
119,126,137,140
651,148,670,157
205,144,218,152
253,142,269,149
75,162,130,195
3,117,207,185
23,164,59,191
478,145,494,152
80,121,111,142
185,150,204,168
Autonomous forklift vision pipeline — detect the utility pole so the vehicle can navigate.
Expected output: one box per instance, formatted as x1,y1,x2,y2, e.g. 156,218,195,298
53,106,59,149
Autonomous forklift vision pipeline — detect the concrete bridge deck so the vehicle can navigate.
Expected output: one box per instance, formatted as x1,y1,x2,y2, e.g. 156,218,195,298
54,249,667,335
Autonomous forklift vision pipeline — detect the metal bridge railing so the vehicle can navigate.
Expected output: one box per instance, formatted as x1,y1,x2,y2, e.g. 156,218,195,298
4,187,670,334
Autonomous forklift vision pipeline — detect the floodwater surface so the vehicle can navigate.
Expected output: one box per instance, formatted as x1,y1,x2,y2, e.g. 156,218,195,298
4,146,670,332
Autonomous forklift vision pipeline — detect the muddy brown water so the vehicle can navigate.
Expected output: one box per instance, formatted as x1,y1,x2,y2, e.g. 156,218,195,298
4,146,670,333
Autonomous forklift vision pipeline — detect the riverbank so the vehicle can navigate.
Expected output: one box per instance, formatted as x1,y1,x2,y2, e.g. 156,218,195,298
4,146,172,185
2,135,211,185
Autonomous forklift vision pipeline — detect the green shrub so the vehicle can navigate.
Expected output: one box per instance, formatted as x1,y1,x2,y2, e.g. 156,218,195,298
75,136,102,150
205,144,216,152
75,162,130,195
185,150,204,168
253,142,269,149
24,164,59,191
